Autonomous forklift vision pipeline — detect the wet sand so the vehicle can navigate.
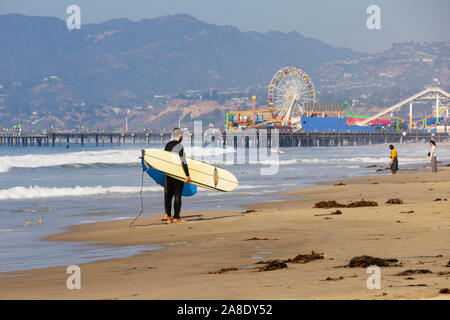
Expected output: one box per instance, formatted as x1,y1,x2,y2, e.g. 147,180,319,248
1,168,449,300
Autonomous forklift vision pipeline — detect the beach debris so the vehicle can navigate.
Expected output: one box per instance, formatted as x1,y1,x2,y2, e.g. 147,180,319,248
334,182,346,186
400,210,414,214
433,198,442,201
396,269,432,276
446,260,450,267
347,255,400,268
386,198,404,204
324,276,344,281
36,216,45,225
313,200,378,208
241,209,257,214
314,210,343,217
209,267,239,274
372,182,379,184
313,200,343,208
413,255,443,258
438,271,450,276
257,251,324,266
407,284,427,287
285,251,324,264
244,237,278,241
346,200,378,207
439,288,450,294
405,277,415,280
24,219,33,227
376,168,390,172
256,260,287,272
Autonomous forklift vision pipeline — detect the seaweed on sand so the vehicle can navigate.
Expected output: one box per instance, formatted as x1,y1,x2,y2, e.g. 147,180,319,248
284,251,324,264
256,251,324,271
209,267,239,274
256,260,288,272
346,200,378,207
396,269,432,276
386,198,404,204
314,210,342,217
244,237,278,241
313,200,378,208
347,255,400,268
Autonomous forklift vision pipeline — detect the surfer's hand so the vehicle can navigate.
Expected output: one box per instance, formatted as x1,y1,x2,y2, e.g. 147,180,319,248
185,176,191,183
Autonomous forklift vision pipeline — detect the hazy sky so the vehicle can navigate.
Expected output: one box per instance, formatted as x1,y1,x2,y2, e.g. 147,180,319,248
1,0,449,53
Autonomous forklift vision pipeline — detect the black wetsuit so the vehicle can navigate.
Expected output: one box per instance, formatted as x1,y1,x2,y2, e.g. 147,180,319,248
164,139,190,219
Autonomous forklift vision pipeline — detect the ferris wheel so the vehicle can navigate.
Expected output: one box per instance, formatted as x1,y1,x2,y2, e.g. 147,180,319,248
267,66,316,122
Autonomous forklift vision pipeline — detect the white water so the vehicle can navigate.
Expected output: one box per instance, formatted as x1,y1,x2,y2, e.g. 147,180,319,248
0,146,237,173
0,185,160,200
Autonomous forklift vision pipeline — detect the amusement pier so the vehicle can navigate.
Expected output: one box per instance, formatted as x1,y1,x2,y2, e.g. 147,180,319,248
2,67,449,148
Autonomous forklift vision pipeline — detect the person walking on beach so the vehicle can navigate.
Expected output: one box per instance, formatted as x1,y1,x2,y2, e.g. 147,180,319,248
163,128,191,224
428,140,438,172
389,145,398,174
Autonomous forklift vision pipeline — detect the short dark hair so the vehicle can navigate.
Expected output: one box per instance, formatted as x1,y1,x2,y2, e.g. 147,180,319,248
429,140,436,146
389,145,394,150
172,127,183,138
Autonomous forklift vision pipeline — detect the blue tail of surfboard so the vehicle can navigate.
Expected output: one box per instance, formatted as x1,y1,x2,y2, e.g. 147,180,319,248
141,158,197,197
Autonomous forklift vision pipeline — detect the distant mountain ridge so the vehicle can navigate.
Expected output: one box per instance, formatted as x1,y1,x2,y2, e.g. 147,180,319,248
0,13,361,108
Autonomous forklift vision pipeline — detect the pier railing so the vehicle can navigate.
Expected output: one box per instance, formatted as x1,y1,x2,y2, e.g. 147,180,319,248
0,131,448,148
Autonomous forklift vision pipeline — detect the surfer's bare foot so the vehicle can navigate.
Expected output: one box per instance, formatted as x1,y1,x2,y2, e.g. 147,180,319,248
162,214,168,221
166,217,174,224
173,218,186,223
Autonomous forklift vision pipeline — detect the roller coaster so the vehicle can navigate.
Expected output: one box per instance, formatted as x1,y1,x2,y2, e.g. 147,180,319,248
226,66,450,133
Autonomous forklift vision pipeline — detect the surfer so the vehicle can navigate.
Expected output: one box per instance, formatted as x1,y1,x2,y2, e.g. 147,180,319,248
163,128,191,223
389,145,398,175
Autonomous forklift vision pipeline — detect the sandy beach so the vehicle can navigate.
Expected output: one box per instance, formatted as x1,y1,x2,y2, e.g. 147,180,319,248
1,167,449,300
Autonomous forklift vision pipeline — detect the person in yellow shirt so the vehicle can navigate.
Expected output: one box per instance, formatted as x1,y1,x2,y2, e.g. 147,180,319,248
389,145,398,174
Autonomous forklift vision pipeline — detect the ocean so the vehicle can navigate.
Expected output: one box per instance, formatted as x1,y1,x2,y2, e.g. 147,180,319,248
0,141,448,272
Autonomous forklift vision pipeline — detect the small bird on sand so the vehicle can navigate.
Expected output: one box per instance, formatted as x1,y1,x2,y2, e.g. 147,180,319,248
36,216,45,225
24,219,33,227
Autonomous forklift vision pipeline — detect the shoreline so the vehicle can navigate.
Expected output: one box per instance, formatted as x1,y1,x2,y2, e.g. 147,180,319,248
1,167,449,299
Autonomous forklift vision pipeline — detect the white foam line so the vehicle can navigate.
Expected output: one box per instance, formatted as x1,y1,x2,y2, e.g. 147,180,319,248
0,185,160,200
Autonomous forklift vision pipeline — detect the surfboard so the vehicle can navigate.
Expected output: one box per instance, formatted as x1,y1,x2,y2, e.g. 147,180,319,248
141,158,197,197
142,149,238,192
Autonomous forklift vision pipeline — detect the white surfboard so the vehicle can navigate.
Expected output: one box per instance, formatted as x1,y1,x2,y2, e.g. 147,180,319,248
142,149,238,192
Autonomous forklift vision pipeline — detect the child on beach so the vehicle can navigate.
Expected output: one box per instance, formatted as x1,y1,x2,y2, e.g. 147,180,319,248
389,145,398,174
428,140,437,172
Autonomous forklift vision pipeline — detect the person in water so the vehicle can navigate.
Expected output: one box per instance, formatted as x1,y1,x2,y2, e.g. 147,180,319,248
163,128,191,223
389,145,398,174
428,140,437,172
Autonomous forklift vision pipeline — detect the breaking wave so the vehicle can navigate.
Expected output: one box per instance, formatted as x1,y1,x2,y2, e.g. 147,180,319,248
0,146,236,173
0,185,160,200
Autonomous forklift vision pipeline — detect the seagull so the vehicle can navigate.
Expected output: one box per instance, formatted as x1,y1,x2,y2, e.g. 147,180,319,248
36,216,45,225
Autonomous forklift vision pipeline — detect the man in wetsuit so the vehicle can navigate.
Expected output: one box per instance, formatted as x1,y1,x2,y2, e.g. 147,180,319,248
163,128,191,223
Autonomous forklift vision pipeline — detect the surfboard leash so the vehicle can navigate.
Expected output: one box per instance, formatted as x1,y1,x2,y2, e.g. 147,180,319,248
129,166,145,228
